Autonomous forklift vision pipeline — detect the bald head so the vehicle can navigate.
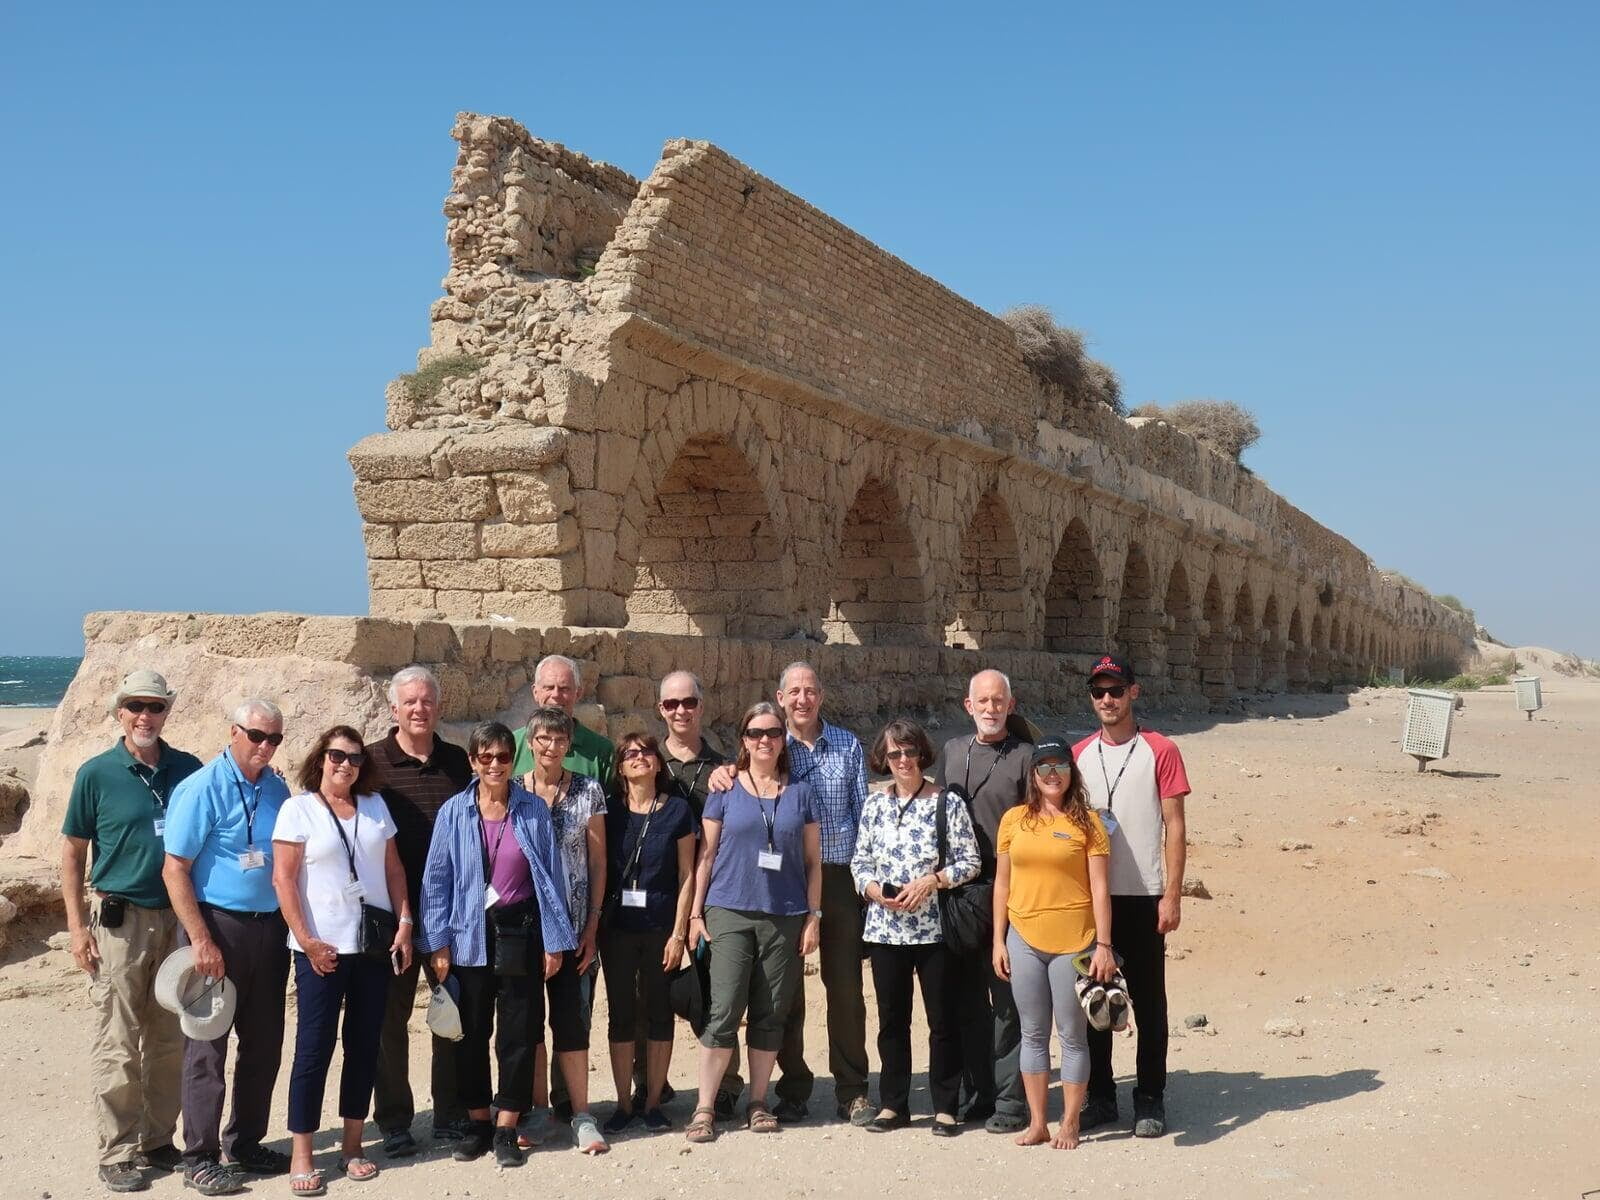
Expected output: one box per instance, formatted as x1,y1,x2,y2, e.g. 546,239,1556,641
964,669,1015,743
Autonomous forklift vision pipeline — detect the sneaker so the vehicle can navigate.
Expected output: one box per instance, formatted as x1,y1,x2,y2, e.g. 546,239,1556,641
517,1107,558,1149
1132,1095,1167,1138
432,1118,470,1142
380,1129,417,1158
984,1111,1027,1134
635,1080,678,1108
602,1107,637,1136
713,1089,739,1121
98,1162,149,1193
1078,1096,1120,1131
134,1144,183,1173
571,1112,609,1155
492,1126,524,1167
229,1144,290,1175
841,1097,875,1127
642,1107,671,1132
771,1098,809,1124
452,1122,494,1161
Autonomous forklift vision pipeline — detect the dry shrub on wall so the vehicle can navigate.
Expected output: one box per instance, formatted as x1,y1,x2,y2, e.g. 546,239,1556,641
1001,305,1125,416
1133,399,1261,462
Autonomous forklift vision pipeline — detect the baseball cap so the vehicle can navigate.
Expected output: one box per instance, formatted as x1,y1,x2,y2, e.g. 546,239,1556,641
1030,736,1072,765
1087,654,1135,685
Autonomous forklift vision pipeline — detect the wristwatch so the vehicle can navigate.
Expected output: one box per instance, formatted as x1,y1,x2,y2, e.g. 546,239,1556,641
810,908,823,919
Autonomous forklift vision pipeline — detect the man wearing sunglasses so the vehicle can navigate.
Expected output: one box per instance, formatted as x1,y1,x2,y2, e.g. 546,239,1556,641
1071,655,1190,1139
366,666,474,1155
163,698,294,1192
61,670,204,1193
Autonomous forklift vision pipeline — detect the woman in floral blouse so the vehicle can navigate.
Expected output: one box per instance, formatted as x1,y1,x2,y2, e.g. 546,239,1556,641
850,718,980,1135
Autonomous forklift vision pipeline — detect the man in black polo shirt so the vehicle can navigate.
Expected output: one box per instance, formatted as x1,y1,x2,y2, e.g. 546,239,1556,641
932,668,1032,1134
366,665,473,1156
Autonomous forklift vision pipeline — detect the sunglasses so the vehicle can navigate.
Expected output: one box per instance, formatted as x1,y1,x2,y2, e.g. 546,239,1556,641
742,726,786,742
1089,685,1128,700
1033,760,1070,778
620,747,657,762
474,751,513,766
884,748,920,763
659,696,701,712
236,726,284,747
325,748,366,767
123,699,167,715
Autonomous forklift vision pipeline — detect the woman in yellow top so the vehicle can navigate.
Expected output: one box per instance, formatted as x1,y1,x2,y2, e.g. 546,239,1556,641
992,736,1116,1149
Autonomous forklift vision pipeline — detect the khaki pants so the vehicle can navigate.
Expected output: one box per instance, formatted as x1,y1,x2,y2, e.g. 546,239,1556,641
89,899,183,1167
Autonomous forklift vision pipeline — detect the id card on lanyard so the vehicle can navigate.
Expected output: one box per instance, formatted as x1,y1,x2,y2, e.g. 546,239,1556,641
318,794,366,903
233,770,266,871
620,797,659,907
132,762,167,837
755,783,783,871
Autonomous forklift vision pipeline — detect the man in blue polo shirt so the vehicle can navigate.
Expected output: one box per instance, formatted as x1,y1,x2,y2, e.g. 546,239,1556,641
162,698,292,1194
62,669,203,1193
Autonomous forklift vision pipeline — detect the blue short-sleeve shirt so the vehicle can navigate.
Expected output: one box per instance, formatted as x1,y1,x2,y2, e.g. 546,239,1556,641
703,779,818,916
164,749,290,912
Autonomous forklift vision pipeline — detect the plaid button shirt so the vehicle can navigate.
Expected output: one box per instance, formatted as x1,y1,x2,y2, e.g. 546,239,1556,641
787,720,867,864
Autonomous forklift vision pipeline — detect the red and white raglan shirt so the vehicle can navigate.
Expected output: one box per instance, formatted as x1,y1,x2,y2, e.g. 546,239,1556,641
1071,729,1190,896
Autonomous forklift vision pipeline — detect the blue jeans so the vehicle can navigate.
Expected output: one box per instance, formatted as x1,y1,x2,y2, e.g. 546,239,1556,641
287,952,388,1134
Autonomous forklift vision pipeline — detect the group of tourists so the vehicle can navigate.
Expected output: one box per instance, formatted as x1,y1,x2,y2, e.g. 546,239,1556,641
62,650,1189,1194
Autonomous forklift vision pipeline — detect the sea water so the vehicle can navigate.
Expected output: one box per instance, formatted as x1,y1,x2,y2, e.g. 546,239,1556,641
0,656,82,707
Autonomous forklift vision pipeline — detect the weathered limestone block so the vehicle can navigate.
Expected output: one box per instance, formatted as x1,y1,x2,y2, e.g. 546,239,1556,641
447,426,568,474
397,523,480,560
363,523,399,559
499,556,583,591
481,590,570,623
370,588,438,615
369,560,423,589
295,617,417,669
422,560,502,591
348,430,451,480
495,468,573,524
481,517,578,557
355,477,497,524
435,590,485,617
203,614,305,659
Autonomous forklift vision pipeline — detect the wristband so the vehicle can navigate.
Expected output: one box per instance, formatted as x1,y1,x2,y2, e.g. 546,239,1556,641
398,915,414,926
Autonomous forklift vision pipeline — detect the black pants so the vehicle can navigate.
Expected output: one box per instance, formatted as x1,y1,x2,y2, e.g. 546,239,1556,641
373,949,464,1134
1087,895,1168,1103
287,952,387,1133
775,864,869,1107
955,948,1026,1119
868,943,960,1117
454,917,546,1113
601,928,673,1042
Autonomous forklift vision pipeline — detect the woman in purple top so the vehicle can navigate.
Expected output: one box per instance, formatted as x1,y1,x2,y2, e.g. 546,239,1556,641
683,701,821,1143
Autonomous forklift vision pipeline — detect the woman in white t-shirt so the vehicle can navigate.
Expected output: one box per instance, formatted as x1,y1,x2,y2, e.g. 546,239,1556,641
272,725,412,1194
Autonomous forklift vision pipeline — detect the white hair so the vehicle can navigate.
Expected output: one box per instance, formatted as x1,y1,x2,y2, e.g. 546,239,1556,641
388,665,441,706
534,654,581,686
777,660,820,692
229,697,282,727
967,668,1013,700
659,669,703,700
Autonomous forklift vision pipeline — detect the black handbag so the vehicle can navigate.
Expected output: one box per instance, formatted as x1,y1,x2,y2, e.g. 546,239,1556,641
935,785,993,957
359,903,399,961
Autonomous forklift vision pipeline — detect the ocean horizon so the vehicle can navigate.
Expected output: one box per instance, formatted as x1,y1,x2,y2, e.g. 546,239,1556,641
0,655,82,707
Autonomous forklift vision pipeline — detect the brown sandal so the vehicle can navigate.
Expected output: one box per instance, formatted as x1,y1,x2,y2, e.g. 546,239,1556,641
746,1104,779,1133
685,1107,717,1143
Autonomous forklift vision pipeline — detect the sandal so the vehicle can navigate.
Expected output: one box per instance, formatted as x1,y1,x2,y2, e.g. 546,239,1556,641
337,1156,379,1182
685,1106,717,1144
183,1161,244,1196
746,1104,780,1133
287,1171,325,1197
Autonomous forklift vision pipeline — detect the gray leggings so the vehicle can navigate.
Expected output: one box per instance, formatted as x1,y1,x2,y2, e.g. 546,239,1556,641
1006,926,1089,1085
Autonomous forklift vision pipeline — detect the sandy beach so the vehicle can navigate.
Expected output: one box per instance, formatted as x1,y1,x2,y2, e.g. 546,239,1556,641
1,680,1596,1198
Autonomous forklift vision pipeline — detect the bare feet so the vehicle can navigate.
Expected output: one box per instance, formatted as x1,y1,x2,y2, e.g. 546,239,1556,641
1014,1125,1051,1147
1051,1121,1080,1150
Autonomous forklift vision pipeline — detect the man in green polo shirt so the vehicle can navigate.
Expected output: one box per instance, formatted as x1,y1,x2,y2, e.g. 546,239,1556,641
62,669,203,1193
510,654,616,794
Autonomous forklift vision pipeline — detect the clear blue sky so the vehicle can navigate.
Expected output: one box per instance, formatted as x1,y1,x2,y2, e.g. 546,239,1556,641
2,3,1595,657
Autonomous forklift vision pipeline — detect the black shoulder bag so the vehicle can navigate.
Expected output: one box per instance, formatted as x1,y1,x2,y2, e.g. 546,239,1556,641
934,785,992,957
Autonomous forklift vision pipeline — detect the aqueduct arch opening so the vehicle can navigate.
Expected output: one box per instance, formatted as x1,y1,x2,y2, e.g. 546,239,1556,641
1043,519,1106,655
1286,605,1309,688
1199,574,1231,698
1114,543,1159,676
1231,580,1260,691
824,476,932,646
1163,564,1197,687
945,490,1027,650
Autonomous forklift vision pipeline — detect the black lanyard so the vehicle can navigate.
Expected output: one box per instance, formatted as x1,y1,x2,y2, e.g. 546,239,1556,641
477,801,513,885
317,792,362,883
1096,728,1142,813
664,755,710,803
891,784,924,825
231,768,261,846
620,794,662,886
747,775,782,850
130,760,166,814
962,736,1009,801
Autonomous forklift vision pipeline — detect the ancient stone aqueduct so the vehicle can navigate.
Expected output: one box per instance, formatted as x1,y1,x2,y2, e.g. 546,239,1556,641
347,113,1471,708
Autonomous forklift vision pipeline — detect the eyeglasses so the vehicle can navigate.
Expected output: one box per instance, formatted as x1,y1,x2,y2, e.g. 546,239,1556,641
620,747,657,762
883,748,919,763
742,726,786,742
530,734,571,751
236,726,284,747
659,696,701,712
1033,760,1070,778
123,700,167,715
325,749,366,767
1089,685,1128,700
474,751,513,766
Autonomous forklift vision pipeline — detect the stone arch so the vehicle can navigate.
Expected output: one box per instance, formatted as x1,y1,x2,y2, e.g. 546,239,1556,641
1286,604,1309,689
1198,573,1232,698
1310,611,1329,687
825,475,934,646
1043,518,1107,655
944,490,1027,650
1162,562,1197,687
625,431,791,638
1260,593,1285,690
1231,579,1260,691
1114,543,1158,676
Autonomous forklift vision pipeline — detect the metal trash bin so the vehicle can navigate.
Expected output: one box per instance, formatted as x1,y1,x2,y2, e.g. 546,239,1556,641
1402,688,1457,771
1513,676,1542,721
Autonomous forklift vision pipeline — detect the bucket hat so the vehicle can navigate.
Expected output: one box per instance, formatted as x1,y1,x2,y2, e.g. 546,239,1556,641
154,946,237,1040
109,669,177,717
426,975,464,1042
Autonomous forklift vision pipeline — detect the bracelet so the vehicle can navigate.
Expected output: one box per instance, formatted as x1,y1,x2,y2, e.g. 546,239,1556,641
690,913,704,920
1095,941,1112,948
668,933,685,942
398,916,414,926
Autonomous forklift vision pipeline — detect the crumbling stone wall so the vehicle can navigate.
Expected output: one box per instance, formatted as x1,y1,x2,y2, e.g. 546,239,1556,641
351,111,1472,698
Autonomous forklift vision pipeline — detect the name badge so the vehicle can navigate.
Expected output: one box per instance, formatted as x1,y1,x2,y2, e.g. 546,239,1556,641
238,847,266,871
483,884,501,910
342,880,366,900
1052,830,1074,840
621,888,647,909
152,818,166,837
758,849,783,871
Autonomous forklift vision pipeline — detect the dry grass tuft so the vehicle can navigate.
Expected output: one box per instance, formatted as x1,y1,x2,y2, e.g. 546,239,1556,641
1133,398,1261,462
1001,305,1124,415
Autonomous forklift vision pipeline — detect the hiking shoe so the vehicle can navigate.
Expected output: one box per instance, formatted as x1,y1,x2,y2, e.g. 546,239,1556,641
432,1117,470,1142
1133,1095,1167,1138
134,1144,182,1173
181,1161,243,1196
643,1107,671,1132
713,1089,739,1120
492,1126,524,1167
452,1122,494,1161
230,1144,290,1175
1105,982,1131,1033
841,1097,875,1126
1075,975,1112,1031
771,1098,809,1123
984,1111,1027,1134
1079,1096,1120,1131
99,1162,149,1193
380,1129,417,1158
602,1107,638,1136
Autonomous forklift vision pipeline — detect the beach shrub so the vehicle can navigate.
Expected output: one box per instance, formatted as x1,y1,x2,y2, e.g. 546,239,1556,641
1001,305,1124,416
